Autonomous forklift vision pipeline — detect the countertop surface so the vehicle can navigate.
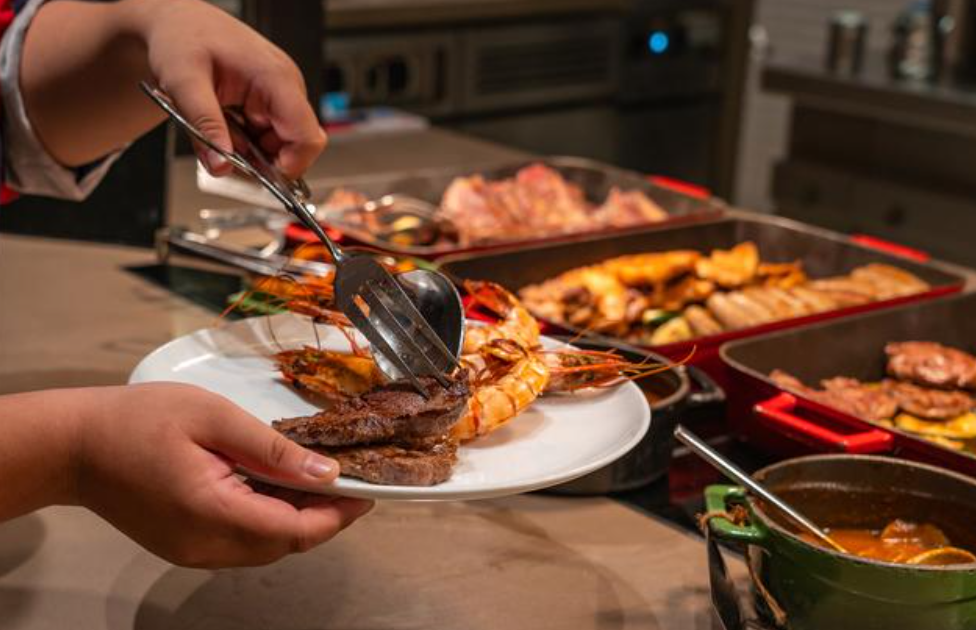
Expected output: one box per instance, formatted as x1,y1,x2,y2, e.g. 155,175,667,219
0,128,740,630
764,55,976,136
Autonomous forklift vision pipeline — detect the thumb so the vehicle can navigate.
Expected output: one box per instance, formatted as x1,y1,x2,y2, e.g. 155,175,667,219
161,72,234,176
199,410,340,489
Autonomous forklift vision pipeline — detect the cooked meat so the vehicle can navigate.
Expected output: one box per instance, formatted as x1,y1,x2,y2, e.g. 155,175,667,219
820,377,899,422
788,287,838,313
886,341,976,390
802,280,873,308
851,264,929,298
744,286,809,319
684,304,724,337
317,437,459,486
771,371,897,422
274,375,471,447
806,277,882,300
706,293,755,330
592,187,668,227
883,380,974,420
771,370,974,423
727,291,776,325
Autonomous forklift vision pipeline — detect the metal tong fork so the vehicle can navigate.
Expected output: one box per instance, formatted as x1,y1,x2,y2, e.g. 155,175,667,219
141,81,460,394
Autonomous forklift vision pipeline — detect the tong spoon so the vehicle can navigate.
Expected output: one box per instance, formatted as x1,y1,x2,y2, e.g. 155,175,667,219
141,81,462,393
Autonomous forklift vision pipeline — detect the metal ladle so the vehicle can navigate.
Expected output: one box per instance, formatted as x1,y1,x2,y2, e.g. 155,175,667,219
674,425,848,554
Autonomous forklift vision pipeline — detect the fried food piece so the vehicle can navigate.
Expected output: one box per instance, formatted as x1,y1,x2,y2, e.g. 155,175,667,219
684,304,724,337
883,380,975,419
657,275,715,311
695,242,760,288
895,412,976,440
727,292,776,325
276,347,386,402
758,261,807,289
605,251,701,286
886,341,976,390
648,316,693,345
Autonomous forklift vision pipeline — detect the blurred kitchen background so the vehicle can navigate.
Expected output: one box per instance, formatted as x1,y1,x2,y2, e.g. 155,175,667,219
4,0,976,264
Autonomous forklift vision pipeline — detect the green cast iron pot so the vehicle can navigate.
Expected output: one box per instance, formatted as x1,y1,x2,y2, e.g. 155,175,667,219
705,454,976,630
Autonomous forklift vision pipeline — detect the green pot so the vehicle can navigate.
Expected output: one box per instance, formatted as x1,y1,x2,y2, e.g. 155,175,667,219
704,455,976,630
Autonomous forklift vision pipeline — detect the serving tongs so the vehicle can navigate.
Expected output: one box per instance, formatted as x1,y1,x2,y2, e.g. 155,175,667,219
141,82,460,394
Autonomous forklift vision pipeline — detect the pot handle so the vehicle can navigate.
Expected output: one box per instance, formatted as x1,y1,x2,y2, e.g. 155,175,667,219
754,393,894,454
684,365,726,409
703,485,768,548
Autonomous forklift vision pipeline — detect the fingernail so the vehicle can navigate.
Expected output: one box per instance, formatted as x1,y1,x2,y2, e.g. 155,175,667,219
205,149,228,172
304,454,337,479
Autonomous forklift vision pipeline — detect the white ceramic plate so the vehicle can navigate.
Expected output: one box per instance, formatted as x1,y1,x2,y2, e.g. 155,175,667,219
129,314,651,501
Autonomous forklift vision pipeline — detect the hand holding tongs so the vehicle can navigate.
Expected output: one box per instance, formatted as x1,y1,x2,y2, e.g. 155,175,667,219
141,82,460,394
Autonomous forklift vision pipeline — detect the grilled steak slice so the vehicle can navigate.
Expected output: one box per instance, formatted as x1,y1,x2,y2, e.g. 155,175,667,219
820,377,899,422
274,375,470,447
886,342,976,390
771,371,897,422
883,380,974,420
316,437,459,486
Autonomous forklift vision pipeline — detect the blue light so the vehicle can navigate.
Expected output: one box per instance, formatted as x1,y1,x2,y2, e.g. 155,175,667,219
648,31,670,54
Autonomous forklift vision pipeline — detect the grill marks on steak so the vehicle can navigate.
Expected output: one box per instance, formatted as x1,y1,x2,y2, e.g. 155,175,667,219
886,342,976,390
771,370,973,422
273,375,471,486
274,376,470,447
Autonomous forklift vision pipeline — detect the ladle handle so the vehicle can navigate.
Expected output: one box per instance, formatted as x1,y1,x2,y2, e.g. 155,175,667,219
674,425,843,552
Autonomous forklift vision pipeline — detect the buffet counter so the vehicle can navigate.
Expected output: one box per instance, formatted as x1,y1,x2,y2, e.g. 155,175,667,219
0,128,740,630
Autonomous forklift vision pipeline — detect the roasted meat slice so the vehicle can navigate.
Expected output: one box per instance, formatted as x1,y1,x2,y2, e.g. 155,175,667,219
274,375,471,447
316,436,459,486
886,341,976,390
771,371,897,423
592,187,668,227
820,377,899,422
882,380,974,420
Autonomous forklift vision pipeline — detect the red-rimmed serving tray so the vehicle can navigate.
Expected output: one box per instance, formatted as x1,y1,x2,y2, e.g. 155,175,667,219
438,210,969,387
720,292,976,478
286,156,725,259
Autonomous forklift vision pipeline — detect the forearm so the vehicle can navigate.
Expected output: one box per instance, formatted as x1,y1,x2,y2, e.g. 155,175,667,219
0,389,82,521
19,0,168,167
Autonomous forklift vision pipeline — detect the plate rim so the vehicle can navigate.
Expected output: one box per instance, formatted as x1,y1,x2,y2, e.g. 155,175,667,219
129,315,652,501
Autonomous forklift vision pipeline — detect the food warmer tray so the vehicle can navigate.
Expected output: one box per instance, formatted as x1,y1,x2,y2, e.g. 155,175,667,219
720,292,976,478
288,156,726,258
437,210,968,386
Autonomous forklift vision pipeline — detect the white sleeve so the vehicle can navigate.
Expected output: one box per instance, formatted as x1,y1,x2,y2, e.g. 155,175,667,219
0,0,124,200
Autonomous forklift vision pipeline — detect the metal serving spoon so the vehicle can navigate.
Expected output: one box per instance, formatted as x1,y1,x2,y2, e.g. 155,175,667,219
674,425,848,554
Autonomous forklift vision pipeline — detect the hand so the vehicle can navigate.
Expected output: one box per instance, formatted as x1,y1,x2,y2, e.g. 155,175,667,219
131,0,327,178
73,383,372,568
